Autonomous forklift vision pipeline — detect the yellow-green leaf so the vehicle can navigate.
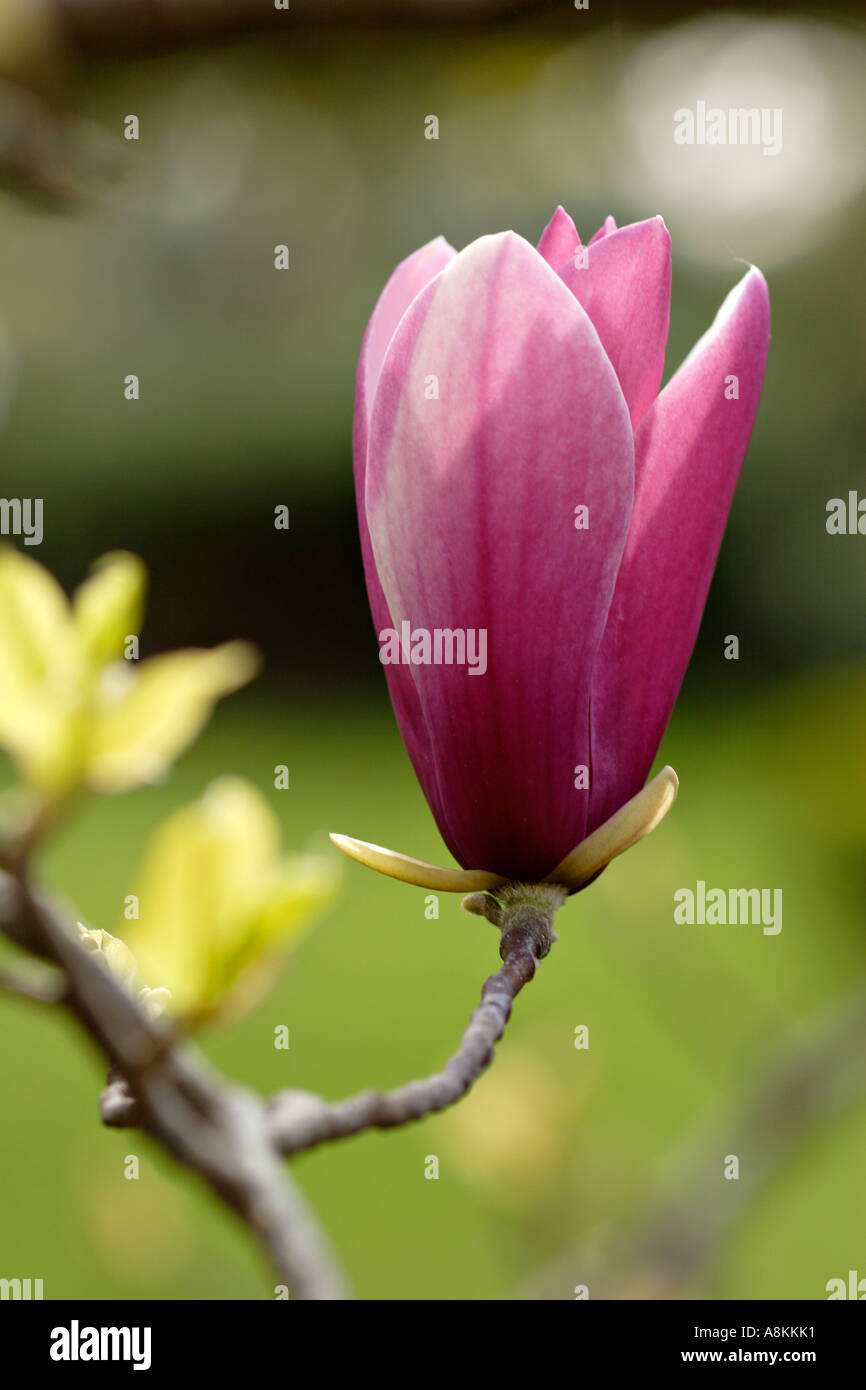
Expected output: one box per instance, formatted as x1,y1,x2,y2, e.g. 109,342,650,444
124,778,337,1026
72,552,147,668
86,642,260,792
0,547,85,794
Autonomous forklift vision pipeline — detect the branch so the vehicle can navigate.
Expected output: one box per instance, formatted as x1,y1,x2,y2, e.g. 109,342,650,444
0,963,66,1006
99,893,560,1155
0,864,558,1295
1,829,561,1296
0,870,348,1300
268,908,555,1155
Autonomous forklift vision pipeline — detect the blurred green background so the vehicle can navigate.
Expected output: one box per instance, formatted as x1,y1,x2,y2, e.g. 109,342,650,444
0,0,865,1300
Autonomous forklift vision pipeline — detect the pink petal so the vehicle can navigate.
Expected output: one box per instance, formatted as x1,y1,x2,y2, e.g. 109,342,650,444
559,216,671,431
536,205,581,270
358,236,457,431
589,214,617,245
588,267,770,832
354,236,457,823
366,232,634,879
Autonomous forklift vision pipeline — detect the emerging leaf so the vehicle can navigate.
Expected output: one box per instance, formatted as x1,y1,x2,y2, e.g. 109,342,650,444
123,778,338,1027
72,552,147,668
0,548,258,801
87,644,259,792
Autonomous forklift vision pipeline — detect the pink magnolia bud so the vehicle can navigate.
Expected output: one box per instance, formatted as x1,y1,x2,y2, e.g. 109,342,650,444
349,208,769,885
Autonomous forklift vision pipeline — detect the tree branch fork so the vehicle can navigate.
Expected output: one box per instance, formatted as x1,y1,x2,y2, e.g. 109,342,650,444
0,864,561,1299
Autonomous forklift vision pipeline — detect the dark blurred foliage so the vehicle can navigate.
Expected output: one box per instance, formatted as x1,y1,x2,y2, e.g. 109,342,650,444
0,0,863,696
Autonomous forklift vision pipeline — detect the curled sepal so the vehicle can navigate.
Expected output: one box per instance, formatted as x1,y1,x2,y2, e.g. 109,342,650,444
545,764,678,893
329,764,677,896
328,834,506,893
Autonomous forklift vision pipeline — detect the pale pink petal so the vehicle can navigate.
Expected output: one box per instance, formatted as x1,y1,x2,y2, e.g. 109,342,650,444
588,267,770,831
589,214,617,244
536,205,581,270
354,236,457,824
559,216,671,430
358,236,457,428
367,232,634,879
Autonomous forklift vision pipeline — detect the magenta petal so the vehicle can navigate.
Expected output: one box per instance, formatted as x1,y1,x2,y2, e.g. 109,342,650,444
366,232,634,878
536,205,581,270
354,236,457,823
588,266,771,832
559,216,671,431
588,214,617,245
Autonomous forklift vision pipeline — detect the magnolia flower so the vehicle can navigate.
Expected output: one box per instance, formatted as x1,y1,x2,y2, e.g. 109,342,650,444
335,208,770,893
123,778,338,1027
0,548,258,800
